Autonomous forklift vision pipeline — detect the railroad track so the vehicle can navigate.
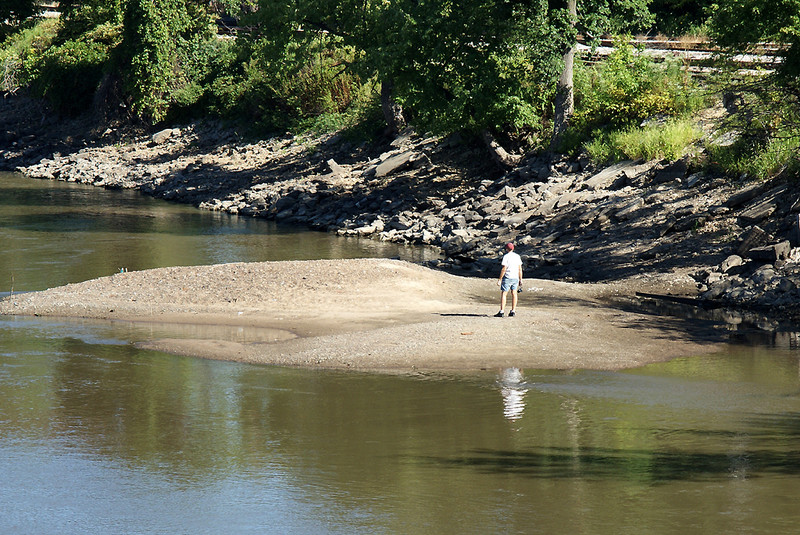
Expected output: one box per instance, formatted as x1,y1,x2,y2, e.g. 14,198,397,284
577,35,782,74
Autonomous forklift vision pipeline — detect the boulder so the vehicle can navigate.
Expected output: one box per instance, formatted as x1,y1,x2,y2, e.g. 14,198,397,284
451,214,468,229
746,241,791,262
736,226,769,256
726,183,767,208
386,214,412,231
614,198,645,220
327,159,347,177
652,158,688,184
375,150,416,177
738,201,776,225
581,160,636,191
442,235,477,256
502,210,535,228
720,254,744,273
151,128,176,145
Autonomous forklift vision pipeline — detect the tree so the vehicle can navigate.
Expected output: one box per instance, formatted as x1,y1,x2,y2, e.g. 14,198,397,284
246,0,574,163
0,0,36,35
549,0,654,151
649,0,714,35
551,0,578,150
711,0,800,82
118,0,213,122
244,0,655,161
708,0,800,178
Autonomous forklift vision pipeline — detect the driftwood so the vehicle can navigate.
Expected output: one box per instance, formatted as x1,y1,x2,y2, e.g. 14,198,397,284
481,130,521,168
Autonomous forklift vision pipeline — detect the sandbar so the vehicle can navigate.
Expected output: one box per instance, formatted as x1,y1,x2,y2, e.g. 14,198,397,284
0,259,726,371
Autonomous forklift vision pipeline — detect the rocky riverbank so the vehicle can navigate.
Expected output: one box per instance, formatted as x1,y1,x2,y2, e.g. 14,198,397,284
2,95,800,327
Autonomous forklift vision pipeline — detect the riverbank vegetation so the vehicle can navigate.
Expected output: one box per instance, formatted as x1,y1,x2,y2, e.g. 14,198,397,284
1,0,799,179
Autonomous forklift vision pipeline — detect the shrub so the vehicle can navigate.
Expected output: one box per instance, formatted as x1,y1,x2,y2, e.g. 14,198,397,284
0,19,59,94
212,37,373,134
704,76,800,180
571,36,701,137
30,37,111,114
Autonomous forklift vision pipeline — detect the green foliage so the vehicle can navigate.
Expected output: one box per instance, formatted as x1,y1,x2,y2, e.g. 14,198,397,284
707,0,800,180
573,37,699,134
30,35,114,115
58,0,124,39
294,83,382,137
2,0,716,149
388,0,567,136
710,0,800,81
0,0,37,39
0,18,59,95
120,0,214,123
705,81,800,179
275,44,363,118
649,0,713,36
586,119,701,164
708,134,800,179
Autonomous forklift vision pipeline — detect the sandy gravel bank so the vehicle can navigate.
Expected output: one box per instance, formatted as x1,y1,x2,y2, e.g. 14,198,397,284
0,259,726,371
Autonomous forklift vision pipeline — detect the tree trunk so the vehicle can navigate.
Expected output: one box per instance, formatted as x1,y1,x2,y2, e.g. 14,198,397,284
550,0,577,151
481,129,521,168
381,80,405,135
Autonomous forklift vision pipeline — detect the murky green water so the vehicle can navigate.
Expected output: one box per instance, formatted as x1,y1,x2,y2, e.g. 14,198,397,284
1,172,800,534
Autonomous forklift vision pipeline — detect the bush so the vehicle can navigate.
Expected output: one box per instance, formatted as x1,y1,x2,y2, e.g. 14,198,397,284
571,36,701,136
704,77,800,180
30,37,111,114
0,19,59,94
167,35,240,119
209,37,373,134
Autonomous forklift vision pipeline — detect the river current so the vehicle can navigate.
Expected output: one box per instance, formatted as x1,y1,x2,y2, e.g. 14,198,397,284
1,172,799,534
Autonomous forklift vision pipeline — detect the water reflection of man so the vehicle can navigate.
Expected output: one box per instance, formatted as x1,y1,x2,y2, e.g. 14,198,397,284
500,367,526,421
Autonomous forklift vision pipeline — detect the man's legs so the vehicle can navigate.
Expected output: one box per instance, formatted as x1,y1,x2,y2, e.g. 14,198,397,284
511,289,518,312
500,290,508,312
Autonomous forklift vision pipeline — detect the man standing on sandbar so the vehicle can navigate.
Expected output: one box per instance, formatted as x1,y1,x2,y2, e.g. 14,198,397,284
496,242,522,317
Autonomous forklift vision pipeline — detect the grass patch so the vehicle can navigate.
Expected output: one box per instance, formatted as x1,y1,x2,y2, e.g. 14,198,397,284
707,132,800,179
586,119,701,164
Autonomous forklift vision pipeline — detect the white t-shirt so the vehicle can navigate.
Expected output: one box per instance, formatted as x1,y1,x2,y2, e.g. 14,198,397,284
501,251,522,280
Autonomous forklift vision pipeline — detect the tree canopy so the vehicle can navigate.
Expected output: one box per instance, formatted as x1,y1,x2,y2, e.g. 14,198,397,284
710,0,800,82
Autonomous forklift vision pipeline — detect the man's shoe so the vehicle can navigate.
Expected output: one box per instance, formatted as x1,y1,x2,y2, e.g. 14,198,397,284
494,311,505,317
509,311,516,317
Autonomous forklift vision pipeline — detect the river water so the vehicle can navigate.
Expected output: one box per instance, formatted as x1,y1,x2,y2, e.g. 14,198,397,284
1,172,799,534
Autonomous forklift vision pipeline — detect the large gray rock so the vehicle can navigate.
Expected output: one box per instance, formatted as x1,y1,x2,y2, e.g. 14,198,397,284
746,241,791,262
614,198,645,220
151,128,177,144
327,159,347,177
581,160,637,190
726,183,766,208
720,254,744,273
652,158,688,184
375,150,416,177
737,226,769,256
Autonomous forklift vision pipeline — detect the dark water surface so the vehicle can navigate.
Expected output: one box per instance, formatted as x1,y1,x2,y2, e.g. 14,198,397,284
2,173,800,534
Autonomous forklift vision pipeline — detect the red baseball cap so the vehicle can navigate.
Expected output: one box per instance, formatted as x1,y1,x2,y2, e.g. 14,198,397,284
505,242,514,250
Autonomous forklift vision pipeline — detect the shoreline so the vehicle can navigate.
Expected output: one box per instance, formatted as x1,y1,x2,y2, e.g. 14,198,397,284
2,94,800,330
0,259,728,371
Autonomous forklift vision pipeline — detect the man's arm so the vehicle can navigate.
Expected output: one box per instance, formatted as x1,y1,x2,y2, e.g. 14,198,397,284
497,266,508,285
